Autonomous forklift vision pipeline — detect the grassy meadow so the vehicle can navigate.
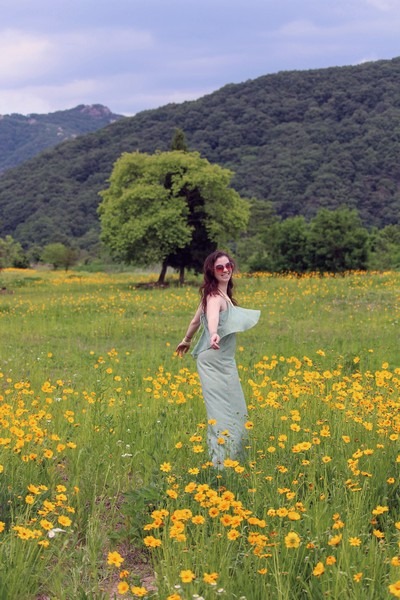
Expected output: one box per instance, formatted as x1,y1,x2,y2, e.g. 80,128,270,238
0,268,399,599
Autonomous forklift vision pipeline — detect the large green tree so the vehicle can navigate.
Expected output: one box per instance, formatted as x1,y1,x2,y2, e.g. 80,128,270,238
41,243,79,271
306,207,369,272
270,216,309,273
98,150,250,282
368,224,400,269
0,235,28,268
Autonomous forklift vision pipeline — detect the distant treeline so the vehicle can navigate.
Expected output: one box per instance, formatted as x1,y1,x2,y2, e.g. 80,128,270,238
1,206,400,273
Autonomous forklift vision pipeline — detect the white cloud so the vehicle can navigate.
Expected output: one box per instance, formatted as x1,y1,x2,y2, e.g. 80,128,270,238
278,19,323,37
0,90,50,115
0,26,154,86
0,30,55,84
55,27,154,59
1,1,400,116
364,0,400,9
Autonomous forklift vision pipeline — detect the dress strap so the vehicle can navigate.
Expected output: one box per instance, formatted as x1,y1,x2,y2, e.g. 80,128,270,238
218,290,234,306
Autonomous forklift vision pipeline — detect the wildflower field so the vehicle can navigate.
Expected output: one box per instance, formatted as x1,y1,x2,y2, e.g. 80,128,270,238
0,268,399,600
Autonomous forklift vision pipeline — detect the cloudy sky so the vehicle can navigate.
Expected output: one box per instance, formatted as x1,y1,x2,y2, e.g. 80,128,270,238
1,0,400,116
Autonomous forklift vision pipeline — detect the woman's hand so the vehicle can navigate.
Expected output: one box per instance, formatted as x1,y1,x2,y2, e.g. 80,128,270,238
210,332,220,350
176,340,191,356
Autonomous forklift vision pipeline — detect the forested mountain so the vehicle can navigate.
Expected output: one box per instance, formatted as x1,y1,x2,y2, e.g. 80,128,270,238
1,57,400,250
0,104,124,173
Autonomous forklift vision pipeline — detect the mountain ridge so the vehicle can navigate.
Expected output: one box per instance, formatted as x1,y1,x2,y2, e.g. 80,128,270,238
0,104,124,173
1,57,400,249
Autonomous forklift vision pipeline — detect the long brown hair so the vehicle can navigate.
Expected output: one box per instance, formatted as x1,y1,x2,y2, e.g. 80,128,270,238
199,250,237,311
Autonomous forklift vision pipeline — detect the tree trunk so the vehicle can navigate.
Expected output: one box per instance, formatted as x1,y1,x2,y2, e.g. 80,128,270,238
158,260,168,284
179,265,185,285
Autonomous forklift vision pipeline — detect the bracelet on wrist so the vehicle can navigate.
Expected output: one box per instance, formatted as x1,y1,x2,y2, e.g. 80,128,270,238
184,336,192,343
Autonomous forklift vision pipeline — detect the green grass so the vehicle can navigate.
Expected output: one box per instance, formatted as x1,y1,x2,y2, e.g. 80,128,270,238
0,268,399,599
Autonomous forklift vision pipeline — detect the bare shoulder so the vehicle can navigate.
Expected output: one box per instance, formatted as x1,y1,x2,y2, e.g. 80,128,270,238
207,292,222,304
207,293,225,310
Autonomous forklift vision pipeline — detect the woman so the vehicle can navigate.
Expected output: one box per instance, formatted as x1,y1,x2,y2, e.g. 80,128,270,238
176,250,260,469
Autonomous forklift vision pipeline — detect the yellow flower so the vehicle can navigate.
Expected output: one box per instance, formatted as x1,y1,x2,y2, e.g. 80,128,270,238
285,532,301,549
349,537,361,546
131,586,148,597
328,534,342,546
326,556,336,565
107,551,124,567
160,462,172,472
117,581,129,595
353,573,363,583
167,595,181,600
14,526,35,540
191,515,205,525
203,572,218,584
292,441,312,453
373,529,385,539
313,562,325,577
188,468,199,475
372,505,389,515
389,580,400,597
0,522,5,533
287,511,301,521
227,529,241,541
192,445,204,453
245,421,254,430
40,519,53,531
180,569,196,583
143,536,161,548
220,514,233,527
391,557,400,567
25,494,35,505
58,516,72,527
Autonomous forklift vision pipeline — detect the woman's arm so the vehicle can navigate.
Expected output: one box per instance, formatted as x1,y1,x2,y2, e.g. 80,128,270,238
206,294,223,350
176,304,202,356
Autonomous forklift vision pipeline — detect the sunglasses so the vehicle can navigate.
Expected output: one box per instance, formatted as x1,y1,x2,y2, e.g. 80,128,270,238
215,261,234,273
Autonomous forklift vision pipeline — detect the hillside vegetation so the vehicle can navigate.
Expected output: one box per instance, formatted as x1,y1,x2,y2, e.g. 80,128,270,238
0,104,124,173
1,58,400,249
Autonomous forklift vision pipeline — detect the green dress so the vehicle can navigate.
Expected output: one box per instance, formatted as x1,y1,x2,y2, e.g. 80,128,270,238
192,298,260,469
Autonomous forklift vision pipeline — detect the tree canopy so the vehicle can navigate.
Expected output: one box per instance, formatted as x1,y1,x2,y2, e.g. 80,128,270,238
241,207,370,273
98,150,249,281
